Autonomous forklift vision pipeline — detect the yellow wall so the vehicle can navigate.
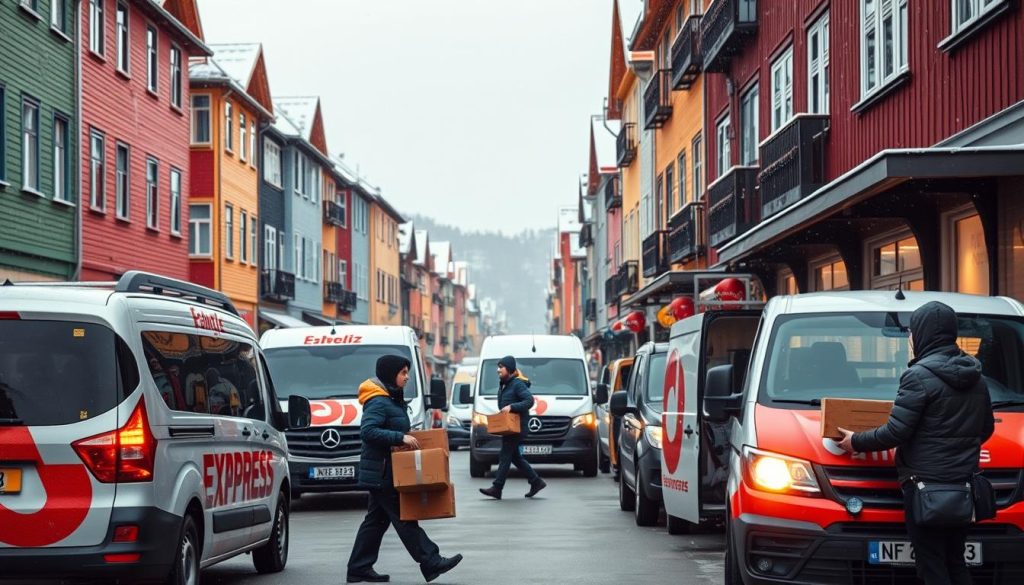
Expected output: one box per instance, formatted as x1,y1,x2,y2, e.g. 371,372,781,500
322,173,338,319
620,75,642,266
369,202,401,325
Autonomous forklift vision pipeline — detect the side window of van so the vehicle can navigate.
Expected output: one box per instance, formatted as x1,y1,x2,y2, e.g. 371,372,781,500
141,331,265,421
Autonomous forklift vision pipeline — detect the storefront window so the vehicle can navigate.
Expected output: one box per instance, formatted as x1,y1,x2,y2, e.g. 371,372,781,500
1005,191,1024,302
955,214,990,296
815,260,848,291
871,234,923,291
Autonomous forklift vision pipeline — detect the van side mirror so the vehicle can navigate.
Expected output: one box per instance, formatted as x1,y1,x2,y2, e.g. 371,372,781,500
703,365,742,423
456,383,472,405
594,383,610,406
288,395,311,430
428,379,448,411
609,391,635,418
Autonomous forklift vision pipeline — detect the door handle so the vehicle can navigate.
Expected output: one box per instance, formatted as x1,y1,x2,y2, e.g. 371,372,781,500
241,427,252,437
684,426,694,437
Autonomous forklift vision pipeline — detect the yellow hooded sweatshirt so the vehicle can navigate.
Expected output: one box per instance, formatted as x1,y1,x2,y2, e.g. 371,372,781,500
358,379,390,405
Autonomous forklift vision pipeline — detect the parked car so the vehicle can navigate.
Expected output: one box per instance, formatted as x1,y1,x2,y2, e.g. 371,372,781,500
596,358,634,478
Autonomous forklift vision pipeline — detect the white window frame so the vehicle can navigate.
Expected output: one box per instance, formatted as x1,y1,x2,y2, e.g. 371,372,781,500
146,158,159,230
116,3,129,74
51,0,67,33
952,0,1006,35
740,83,759,166
189,203,212,257
340,259,348,289
263,139,282,187
53,116,69,202
240,210,248,263
338,190,348,227
808,13,830,114
239,112,248,162
225,204,234,260
250,217,257,267
170,168,182,235
90,129,106,210
224,101,234,153
715,115,731,179
248,122,256,169
170,45,182,109
770,47,793,132
22,99,39,193
860,0,909,99
264,225,278,271
278,232,286,273
146,26,158,94
692,134,702,200
294,234,303,279
89,0,105,56
115,143,130,219
191,95,211,145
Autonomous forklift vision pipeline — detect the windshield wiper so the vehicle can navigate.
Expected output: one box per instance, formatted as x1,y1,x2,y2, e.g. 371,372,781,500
991,400,1024,410
771,399,821,406
0,417,24,426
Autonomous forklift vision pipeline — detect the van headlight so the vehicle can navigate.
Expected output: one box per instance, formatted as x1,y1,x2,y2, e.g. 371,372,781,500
743,447,820,495
644,426,663,449
472,412,488,427
572,413,596,429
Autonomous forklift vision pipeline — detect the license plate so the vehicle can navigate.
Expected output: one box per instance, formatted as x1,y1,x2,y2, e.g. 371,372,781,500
869,541,982,566
521,445,552,456
0,468,22,494
308,466,355,480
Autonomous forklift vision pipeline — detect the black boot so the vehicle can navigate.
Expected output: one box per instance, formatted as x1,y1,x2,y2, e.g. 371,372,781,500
525,478,547,498
347,569,391,583
479,486,502,500
422,554,463,583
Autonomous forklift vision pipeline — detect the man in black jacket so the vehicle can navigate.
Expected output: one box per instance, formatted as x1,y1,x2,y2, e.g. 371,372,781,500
479,356,547,500
347,355,462,583
838,301,994,585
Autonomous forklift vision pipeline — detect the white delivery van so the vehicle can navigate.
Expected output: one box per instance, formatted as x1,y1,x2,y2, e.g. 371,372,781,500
446,364,477,450
0,272,311,583
260,326,447,498
464,335,598,477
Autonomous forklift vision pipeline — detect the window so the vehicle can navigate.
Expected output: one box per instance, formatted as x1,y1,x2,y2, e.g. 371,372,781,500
808,13,830,114
676,151,687,207
89,0,105,55
278,231,286,274
146,27,158,93
263,140,281,187
692,134,702,199
953,0,1007,34
53,116,69,202
224,101,234,152
309,239,317,282
225,205,234,260
264,225,277,271
665,163,675,217
870,234,923,290
240,210,248,263
861,0,909,97
239,113,248,162
338,191,348,227
115,144,129,219
146,159,158,229
0,86,5,182
815,259,849,291
22,99,39,192
191,95,210,144
770,48,793,132
715,116,731,179
954,214,990,295
51,0,67,33
340,260,348,288
90,130,106,209
116,4,129,73
250,217,257,266
170,47,182,108
740,83,759,165
294,234,302,278
293,151,302,193
249,123,256,168
170,169,181,235
655,174,664,228
189,204,211,256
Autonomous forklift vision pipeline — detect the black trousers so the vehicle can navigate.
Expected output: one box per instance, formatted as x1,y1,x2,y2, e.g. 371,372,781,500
492,435,540,490
903,487,973,585
347,483,441,575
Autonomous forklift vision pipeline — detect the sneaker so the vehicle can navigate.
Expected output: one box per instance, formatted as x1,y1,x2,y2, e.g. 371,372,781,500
423,554,463,583
479,486,502,500
346,569,391,583
525,479,547,498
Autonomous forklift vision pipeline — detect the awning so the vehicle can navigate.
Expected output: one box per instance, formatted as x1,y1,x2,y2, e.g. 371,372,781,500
714,147,1024,266
621,270,757,308
258,309,309,329
302,311,335,326
583,330,605,345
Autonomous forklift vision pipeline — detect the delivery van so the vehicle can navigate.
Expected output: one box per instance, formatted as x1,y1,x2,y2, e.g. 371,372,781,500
0,272,311,583
260,326,447,498
463,335,598,477
446,364,477,450
664,291,1024,584
596,357,634,477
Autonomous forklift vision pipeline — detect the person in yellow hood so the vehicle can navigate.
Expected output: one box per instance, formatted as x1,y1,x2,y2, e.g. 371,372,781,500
347,355,462,583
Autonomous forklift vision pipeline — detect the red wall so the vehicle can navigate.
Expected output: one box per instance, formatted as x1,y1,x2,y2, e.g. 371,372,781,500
337,189,352,290
80,1,199,281
705,1,1024,182
560,233,578,334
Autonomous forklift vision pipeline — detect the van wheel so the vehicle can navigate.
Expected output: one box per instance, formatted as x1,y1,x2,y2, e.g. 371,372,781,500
618,469,635,511
253,494,289,574
469,456,489,478
581,453,599,478
634,466,659,527
167,514,200,585
724,514,742,585
667,514,691,535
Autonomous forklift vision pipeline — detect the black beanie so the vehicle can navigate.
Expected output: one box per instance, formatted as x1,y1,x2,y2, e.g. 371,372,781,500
498,355,517,373
376,355,411,389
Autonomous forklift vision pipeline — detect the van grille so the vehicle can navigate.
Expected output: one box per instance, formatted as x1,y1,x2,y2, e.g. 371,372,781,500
286,427,361,459
821,467,1022,509
526,416,572,439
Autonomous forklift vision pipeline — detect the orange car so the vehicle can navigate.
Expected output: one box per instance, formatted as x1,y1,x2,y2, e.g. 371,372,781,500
596,357,634,478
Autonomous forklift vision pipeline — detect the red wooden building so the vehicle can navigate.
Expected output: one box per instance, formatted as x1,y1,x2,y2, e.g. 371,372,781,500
80,0,210,281
702,0,1024,300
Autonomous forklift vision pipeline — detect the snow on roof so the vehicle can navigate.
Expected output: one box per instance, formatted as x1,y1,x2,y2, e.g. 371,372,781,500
273,96,318,139
270,101,303,137
414,230,430,267
593,118,621,172
432,242,452,275
398,222,415,256
558,206,581,234
202,43,260,87
453,261,470,287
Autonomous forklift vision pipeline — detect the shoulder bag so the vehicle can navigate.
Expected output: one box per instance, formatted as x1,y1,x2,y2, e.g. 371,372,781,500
909,477,974,528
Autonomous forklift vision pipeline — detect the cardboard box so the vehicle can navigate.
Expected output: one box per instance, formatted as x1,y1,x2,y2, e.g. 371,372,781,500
400,483,456,521
410,428,449,454
820,398,895,440
487,411,521,436
392,448,450,492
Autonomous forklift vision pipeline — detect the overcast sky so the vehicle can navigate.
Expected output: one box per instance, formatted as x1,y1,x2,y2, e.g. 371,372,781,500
199,0,613,235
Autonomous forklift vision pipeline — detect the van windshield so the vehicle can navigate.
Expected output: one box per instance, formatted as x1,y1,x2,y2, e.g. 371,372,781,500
760,312,1024,410
264,344,420,400
479,358,588,396
644,353,668,412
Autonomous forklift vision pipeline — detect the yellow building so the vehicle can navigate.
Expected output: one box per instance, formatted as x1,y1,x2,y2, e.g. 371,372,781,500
368,194,404,325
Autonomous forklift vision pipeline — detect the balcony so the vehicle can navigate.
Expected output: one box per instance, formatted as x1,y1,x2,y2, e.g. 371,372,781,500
614,261,640,297
324,200,345,227
671,15,703,90
668,202,704,264
579,223,593,248
584,299,597,322
324,281,345,303
605,277,618,305
605,175,622,210
260,269,295,301
616,123,637,167
433,293,443,306
701,0,758,73
441,336,450,347
642,231,669,278
643,70,673,130
758,114,830,220
707,166,759,248
338,290,358,313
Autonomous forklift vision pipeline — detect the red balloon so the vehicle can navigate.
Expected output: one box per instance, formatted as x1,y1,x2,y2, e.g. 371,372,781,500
715,278,747,310
669,296,696,321
611,320,625,332
625,310,646,333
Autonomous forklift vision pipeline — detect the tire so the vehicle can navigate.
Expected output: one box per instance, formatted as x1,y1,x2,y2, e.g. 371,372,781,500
450,445,460,451
253,493,289,574
667,514,691,535
618,468,636,511
599,453,611,474
634,466,659,527
166,514,200,585
581,453,599,478
724,510,743,585
469,455,489,478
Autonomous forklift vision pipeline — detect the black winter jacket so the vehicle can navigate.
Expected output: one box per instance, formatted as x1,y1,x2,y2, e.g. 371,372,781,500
497,374,535,435
852,302,995,484
356,378,410,489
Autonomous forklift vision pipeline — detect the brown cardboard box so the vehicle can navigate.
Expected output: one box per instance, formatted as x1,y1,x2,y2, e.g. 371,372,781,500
400,483,456,521
392,448,450,493
410,428,449,454
487,411,521,436
820,398,895,440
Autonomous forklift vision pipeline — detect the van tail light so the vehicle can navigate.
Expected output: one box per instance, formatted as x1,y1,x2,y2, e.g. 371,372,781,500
0,311,21,320
73,400,157,483
104,553,141,564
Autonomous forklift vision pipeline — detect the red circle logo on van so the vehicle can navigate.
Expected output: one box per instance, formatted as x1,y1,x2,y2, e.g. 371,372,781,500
310,400,361,426
531,398,548,416
662,349,685,475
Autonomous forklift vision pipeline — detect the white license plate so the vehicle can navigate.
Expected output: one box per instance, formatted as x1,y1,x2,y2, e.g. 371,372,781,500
308,466,355,480
869,541,982,566
521,445,552,456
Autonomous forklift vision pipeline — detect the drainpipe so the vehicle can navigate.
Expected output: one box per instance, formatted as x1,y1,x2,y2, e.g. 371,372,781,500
74,0,83,280
217,87,235,293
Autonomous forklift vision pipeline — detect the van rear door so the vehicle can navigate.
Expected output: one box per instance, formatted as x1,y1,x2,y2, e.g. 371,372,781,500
0,317,132,548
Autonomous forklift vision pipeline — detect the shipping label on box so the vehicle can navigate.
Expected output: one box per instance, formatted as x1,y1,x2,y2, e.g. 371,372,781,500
487,411,521,436
392,448,450,493
820,398,895,440
400,483,456,521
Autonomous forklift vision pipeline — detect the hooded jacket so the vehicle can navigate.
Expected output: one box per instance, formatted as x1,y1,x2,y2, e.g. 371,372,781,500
852,301,995,483
497,372,535,436
356,378,410,489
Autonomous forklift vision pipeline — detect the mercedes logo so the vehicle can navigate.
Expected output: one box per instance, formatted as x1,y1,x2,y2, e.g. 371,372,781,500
320,428,341,449
528,417,543,433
